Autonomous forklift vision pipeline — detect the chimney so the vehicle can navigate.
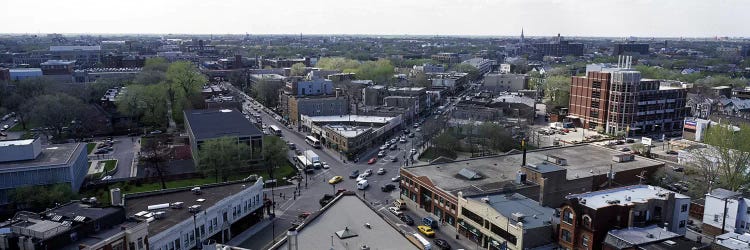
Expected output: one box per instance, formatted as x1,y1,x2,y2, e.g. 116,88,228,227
521,138,527,167
287,228,299,250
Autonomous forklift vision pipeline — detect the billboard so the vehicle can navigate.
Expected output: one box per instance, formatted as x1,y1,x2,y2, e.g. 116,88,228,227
684,121,697,131
641,137,653,146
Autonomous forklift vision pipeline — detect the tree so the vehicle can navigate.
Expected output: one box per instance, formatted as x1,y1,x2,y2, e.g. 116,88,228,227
262,136,288,180
166,61,205,108
290,62,307,77
433,131,459,152
10,184,77,211
544,75,571,108
115,84,169,128
251,79,282,108
140,136,170,189
26,94,85,139
134,58,170,85
412,72,431,88
477,123,517,152
453,63,480,80
316,57,360,71
197,137,251,182
693,123,750,192
348,59,395,84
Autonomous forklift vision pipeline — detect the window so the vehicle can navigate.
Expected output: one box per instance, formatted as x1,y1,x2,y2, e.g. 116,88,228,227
679,220,686,228
582,215,591,228
582,234,590,247
563,209,574,224
714,214,720,222
681,204,688,213
561,229,572,243
174,239,180,250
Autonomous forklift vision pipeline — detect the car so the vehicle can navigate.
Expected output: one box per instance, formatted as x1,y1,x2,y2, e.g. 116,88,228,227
413,123,419,128
377,168,386,175
388,207,403,216
381,184,395,192
101,175,113,181
399,214,415,225
363,169,373,176
149,130,162,135
319,194,335,206
399,138,407,143
666,150,678,155
349,170,360,179
0,132,7,137
620,147,631,152
12,119,18,123
626,138,635,143
356,180,369,190
416,128,422,132
391,157,398,162
2,125,9,129
377,151,386,157
417,225,435,237
356,174,367,182
390,138,397,145
391,175,401,182
367,157,377,164
322,162,330,169
287,143,296,149
389,144,398,150
671,166,685,172
410,149,417,155
408,133,415,138
615,140,625,145
380,145,388,150
328,176,343,184
433,239,451,250
404,129,410,134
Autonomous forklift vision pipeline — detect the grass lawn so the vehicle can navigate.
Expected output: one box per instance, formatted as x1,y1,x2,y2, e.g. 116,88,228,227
418,147,457,161
86,143,97,154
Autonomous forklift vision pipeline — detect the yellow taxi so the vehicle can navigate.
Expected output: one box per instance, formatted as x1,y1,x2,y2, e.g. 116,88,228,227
417,225,435,237
328,176,343,184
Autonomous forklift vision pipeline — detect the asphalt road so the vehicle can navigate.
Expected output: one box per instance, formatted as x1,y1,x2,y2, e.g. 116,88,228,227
226,84,470,249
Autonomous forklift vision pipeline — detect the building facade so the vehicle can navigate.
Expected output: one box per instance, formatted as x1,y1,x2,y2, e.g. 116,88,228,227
613,43,649,55
702,188,750,236
482,73,529,92
288,96,349,127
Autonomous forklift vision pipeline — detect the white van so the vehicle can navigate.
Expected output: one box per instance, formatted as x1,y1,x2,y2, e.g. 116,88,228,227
357,180,369,190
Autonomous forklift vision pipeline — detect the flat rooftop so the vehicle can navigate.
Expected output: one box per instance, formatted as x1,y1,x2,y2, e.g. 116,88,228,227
716,232,750,250
606,225,679,245
406,144,663,196
276,195,418,250
305,115,395,124
566,185,689,210
0,139,35,147
325,125,372,138
124,182,257,236
471,193,554,229
50,45,101,51
0,143,82,171
184,109,262,140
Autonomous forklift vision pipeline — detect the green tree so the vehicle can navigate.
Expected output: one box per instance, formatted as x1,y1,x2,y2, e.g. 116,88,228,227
349,59,395,84
544,75,571,108
699,123,750,191
140,136,170,189
412,71,431,88
197,137,251,182
10,184,77,211
433,131,459,153
262,136,288,180
251,79,282,108
477,123,517,152
134,58,170,85
290,62,307,77
452,63,480,80
26,93,85,138
166,61,205,106
115,84,168,128
316,57,360,71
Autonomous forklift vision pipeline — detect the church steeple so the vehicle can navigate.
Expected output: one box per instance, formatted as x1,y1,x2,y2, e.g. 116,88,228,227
520,28,525,44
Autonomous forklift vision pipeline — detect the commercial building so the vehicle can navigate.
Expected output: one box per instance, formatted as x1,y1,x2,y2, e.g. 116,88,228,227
7,68,43,81
431,53,461,64
612,43,649,56
430,72,470,92
49,46,102,67
0,139,87,206
602,225,708,250
0,201,149,250
72,67,141,83
300,115,401,156
462,58,496,75
288,95,349,128
559,185,691,250
732,87,750,99
568,61,689,137
183,109,263,163
399,144,665,231
532,35,584,57
456,192,557,250
40,60,75,75
124,179,266,250
286,78,334,97
269,193,421,250
702,188,750,236
412,63,445,74
482,73,529,92
261,57,310,68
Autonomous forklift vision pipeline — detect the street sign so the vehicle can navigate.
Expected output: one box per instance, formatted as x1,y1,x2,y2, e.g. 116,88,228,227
642,137,652,146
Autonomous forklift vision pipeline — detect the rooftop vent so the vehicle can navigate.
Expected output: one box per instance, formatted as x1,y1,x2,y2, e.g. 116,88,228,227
663,240,676,246
458,168,483,180
511,212,526,222
336,227,358,239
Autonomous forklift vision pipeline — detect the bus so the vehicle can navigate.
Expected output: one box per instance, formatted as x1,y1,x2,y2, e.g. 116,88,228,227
269,125,282,136
305,136,321,149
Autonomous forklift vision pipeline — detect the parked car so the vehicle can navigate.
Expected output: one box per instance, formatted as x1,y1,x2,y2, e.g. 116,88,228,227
381,184,395,192
408,133,415,138
368,157,377,164
620,147,631,152
377,168,386,175
377,151,386,157
389,144,398,150
391,175,402,182
400,214,414,225
433,239,451,250
356,174,367,182
390,157,398,162
363,169,373,176
388,206,403,216
322,162,330,169
666,150,678,155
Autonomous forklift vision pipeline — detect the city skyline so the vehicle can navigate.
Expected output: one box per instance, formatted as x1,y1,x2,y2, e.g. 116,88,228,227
1,0,749,37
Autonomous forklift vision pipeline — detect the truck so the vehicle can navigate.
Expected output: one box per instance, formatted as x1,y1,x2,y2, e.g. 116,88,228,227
304,150,322,169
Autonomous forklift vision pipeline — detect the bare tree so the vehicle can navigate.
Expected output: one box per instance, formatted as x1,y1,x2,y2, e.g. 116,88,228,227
140,136,171,189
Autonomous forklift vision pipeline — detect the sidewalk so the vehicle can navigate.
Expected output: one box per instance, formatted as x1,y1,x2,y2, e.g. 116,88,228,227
398,196,475,250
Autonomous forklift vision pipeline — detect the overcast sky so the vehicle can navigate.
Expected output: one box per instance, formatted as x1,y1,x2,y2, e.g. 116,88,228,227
1,0,748,37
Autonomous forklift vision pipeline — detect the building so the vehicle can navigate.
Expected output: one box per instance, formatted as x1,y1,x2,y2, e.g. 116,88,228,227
40,60,76,75
533,35,584,57
702,188,750,236
602,225,708,250
733,87,750,99
287,78,334,97
613,43,649,56
7,68,43,81
124,179,266,250
49,46,102,67
261,57,310,68
399,144,665,231
288,95,349,128
412,63,445,74
462,58,496,75
559,185,691,250
482,73,529,92
0,139,87,206
456,192,557,250
431,53,461,64
72,67,141,83
268,193,420,250
568,61,689,137
0,201,149,250
183,109,263,163
714,232,750,250
713,86,733,98
300,115,401,157
430,72,470,92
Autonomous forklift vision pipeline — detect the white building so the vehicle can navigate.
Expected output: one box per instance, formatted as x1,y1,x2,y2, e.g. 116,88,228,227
482,73,529,92
462,58,496,75
703,188,750,236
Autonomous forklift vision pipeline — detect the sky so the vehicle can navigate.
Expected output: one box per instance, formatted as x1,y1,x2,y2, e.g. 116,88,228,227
1,0,749,37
